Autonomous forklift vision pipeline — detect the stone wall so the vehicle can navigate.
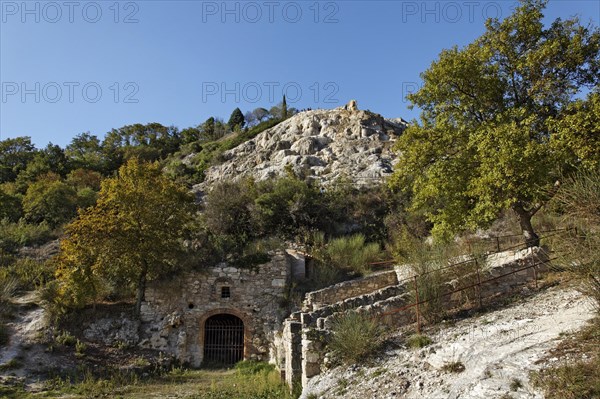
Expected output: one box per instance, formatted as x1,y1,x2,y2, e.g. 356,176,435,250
302,270,399,312
139,250,294,367
285,247,549,389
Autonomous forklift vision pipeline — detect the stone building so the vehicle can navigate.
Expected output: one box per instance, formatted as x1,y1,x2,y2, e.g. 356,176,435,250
139,249,305,367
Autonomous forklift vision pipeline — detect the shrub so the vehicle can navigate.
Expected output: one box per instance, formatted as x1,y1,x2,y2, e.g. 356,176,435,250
328,311,383,365
441,360,465,373
75,339,87,358
305,232,382,290
324,234,381,276
406,333,433,349
3,257,55,291
0,218,53,253
55,330,77,346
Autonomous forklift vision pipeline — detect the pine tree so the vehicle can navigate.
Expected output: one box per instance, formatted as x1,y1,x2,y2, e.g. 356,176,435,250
282,95,288,120
227,108,245,131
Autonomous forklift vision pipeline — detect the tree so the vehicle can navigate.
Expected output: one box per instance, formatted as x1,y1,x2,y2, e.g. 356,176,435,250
55,159,195,315
198,117,229,141
15,143,70,190
550,91,600,172
227,108,245,131
0,137,36,183
390,0,600,246
244,111,257,128
66,132,106,173
252,107,270,122
282,95,288,120
22,173,78,227
0,186,22,222
181,126,202,145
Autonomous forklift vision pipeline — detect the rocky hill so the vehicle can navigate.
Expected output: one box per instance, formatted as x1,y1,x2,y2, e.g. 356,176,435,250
193,101,407,192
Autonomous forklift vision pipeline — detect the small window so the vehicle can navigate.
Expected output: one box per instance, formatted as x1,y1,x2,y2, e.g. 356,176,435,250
221,286,231,298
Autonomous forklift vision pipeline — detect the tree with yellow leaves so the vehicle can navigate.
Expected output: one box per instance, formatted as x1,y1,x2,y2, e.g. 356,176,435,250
56,158,195,315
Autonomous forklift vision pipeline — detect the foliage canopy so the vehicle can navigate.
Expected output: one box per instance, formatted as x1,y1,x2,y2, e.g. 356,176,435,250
55,159,195,314
390,0,600,245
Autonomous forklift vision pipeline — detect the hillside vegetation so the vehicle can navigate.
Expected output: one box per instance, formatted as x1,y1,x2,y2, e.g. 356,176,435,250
0,1,599,398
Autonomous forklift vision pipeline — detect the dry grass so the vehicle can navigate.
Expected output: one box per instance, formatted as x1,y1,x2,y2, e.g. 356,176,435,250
531,318,600,399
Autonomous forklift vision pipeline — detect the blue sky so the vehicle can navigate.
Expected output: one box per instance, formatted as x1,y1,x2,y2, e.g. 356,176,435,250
1,0,599,147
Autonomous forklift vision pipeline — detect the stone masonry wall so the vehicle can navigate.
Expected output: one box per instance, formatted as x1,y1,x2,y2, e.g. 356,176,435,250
139,250,292,367
303,270,399,312
288,247,549,389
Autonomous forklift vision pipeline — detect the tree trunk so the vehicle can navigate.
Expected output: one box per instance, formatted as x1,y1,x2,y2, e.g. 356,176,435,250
135,262,148,317
513,204,540,248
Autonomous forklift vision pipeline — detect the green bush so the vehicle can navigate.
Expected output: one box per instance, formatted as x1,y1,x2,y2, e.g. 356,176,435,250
406,333,433,349
2,257,55,291
254,176,326,238
328,311,383,365
0,218,54,253
55,330,77,346
305,232,382,290
325,234,381,275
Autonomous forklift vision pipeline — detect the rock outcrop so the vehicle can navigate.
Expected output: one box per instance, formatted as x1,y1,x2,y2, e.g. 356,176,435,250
194,101,407,192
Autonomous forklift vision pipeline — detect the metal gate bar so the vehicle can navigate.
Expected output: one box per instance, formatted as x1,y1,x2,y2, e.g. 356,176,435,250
204,315,244,366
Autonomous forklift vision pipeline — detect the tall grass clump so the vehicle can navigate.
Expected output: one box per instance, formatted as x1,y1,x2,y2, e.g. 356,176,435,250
328,311,383,365
551,168,600,310
325,234,381,275
307,232,382,289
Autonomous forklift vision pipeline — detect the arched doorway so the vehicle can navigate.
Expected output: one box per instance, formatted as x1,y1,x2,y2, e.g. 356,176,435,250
203,314,244,366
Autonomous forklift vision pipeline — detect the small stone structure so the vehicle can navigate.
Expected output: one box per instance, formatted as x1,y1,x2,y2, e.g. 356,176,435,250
139,249,304,367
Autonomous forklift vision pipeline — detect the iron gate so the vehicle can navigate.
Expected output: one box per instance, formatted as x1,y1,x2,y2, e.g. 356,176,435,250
203,314,244,365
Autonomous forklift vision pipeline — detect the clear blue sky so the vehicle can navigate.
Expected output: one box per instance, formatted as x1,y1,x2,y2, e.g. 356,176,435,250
1,0,598,147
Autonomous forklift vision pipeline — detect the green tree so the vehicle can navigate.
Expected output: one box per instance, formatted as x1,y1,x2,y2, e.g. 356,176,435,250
252,107,270,122
55,159,195,315
22,173,78,227
228,108,245,131
66,132,106,173
254,176,325,238
390,0,600,246
0,186,22,222
0,137,36,183
550,91,600,172
282,95,288,120
15,143,70,191
201,117,216,140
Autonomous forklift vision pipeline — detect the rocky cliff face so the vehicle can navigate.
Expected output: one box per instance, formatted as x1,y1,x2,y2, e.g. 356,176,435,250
194,101,407,192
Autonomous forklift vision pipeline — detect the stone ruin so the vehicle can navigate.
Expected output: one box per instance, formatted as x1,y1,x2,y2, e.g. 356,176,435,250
138,249,306,367
87,245,548,391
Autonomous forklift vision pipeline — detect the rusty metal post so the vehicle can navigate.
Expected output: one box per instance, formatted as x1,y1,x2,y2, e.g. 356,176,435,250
533,264,538,289
475,258,483,309
496,236,500,252
413,275,421,334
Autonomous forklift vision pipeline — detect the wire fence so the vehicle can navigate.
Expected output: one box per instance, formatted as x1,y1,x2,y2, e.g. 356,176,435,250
369,228,574,273
369,228,575,334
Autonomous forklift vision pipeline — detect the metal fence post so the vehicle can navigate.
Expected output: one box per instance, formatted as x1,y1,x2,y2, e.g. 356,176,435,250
476,258,483,309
